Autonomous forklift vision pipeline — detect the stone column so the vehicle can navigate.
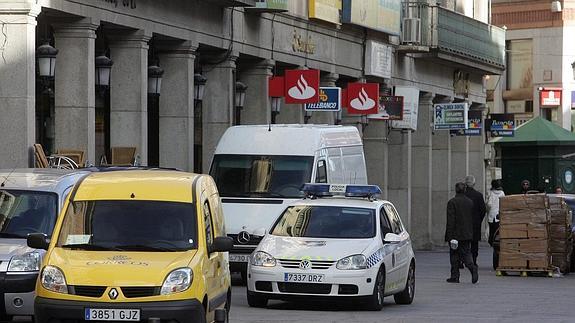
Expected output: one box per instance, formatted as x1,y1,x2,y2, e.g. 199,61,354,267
202,55,237,172
157,42,197,171
240,59,274,125
468,104,486,195
431,95,452,245
411,92,434,249
109,30,151,165
307,73,338,125
0,1,40,168
388,129,413,232
53,19,99,165
451,123,469,185
363,119,389,199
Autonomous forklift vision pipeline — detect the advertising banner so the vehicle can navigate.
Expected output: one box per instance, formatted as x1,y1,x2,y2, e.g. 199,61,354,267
304,87,341,111
488,113,515,137
346,83,379,114
368,96,403,120
342,0,400,35
284,69,320,104
391,86,419,130
255,0,288,10
540,88,562,107
309,0,341,24
451,110,482,136
268,76,284,97
433,103,468,130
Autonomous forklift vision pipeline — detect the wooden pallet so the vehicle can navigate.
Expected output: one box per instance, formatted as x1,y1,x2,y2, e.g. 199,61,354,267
496,267,553,277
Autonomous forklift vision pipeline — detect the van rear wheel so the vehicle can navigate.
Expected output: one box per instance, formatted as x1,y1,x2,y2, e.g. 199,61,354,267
247,290,268,308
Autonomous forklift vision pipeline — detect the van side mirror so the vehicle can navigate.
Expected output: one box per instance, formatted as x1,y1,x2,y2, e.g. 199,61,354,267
209,236,234,253
27,233,50,250
383,233,401,244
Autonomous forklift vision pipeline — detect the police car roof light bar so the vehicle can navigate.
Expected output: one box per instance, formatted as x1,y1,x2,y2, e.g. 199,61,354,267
345,185,382,198
300,183,332,198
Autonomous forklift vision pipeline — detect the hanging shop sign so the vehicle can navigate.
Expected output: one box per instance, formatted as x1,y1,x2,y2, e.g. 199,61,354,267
255,0,288,10
97,0,137,9
540,88,562,107
368,96,403,120
284,69,320,104
433,103,468,130
346,83,379,114
268,76,284,97
365,40,392,79
341,0,401,35
309,0,341,25
571,91,575,109
304,87,341,111
450,110,482,136
488,113,515,137
391,86,419,131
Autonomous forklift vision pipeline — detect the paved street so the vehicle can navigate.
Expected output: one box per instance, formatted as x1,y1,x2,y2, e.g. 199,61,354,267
230,246,573,323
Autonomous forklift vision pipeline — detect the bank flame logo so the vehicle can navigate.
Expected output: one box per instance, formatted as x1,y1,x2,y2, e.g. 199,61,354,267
288,75,316,100
350,87,376,110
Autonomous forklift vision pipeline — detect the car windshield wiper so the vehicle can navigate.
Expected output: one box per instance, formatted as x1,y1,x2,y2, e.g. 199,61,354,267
61,243,121,251
0,232,27,239
114,244,182,252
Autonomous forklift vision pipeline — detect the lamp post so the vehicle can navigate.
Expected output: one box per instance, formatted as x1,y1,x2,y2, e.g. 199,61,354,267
334,109,342,125
147,60,164,167
304,109,312,124
271,97,281,124
360,114,369,132
194,73,207,173
95,54,114,88
36,42,58,79
235,81,248,125
36,42,58,154
147,62,164,96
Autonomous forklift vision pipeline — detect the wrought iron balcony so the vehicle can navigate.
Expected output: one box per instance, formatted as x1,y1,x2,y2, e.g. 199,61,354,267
399,2,506,74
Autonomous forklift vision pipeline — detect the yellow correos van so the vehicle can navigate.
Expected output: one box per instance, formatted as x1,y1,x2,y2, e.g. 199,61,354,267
27,170,233,323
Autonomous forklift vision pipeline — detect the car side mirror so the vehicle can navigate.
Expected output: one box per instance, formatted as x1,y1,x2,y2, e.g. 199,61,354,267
383,233,401,243
27,233,50,250
209,236,234,253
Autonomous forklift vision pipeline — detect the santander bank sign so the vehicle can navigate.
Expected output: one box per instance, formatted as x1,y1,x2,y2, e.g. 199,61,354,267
346,83,379,114
284,69,320,104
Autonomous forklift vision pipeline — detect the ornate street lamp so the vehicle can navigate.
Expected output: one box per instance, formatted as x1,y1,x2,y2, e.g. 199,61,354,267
271,97,281,124
95,54,114,88
36,42,58,78
235,81,248,125
148,61,164,95
194,73,208,102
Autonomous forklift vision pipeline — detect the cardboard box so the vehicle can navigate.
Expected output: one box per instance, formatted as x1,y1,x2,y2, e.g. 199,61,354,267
500,224,527,239
550,240,571,253
549,224,570,240
548,209,570,225
500,209,548,225
548,196,567,210
528,258,549,269
527,223,548,239
500,239,548,253
500,194,547,211
551,252,570,273
499,252,527,268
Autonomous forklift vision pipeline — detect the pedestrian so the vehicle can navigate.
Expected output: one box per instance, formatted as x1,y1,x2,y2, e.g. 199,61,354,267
521,180,531,194
464,175,486,266
486,179,505,246
445,182,478,284
555,186,563,194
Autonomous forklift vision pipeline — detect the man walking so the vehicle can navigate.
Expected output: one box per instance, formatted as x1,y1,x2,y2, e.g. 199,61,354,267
464,175,486,266
445,182,478,284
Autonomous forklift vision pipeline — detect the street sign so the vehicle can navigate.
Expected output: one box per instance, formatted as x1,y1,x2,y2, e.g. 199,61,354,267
284,69,320,104
346,83,379,114
304,87,341,111
368,96,403,120
489,113,515,137
451,110,482,136
433,103,468,130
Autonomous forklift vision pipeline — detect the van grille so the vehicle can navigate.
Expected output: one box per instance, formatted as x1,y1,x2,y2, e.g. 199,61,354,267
278,259,335,270
121,286,160,298
70,286,106,298
277,282,332,294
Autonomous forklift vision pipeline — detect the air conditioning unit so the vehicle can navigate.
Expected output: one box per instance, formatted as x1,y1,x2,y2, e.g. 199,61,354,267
401,18,421,44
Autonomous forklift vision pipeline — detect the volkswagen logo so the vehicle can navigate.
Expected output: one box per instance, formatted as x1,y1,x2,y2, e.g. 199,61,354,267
237,231,251,244
299,259,311,270
108,288,119,300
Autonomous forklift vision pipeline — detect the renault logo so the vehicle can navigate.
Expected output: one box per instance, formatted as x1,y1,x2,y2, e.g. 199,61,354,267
108,288,119,300
237,231,251,244
299,260,311,270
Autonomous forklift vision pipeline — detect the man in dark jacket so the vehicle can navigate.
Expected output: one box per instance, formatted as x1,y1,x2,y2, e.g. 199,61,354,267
464,175,486,266
445,182,478,284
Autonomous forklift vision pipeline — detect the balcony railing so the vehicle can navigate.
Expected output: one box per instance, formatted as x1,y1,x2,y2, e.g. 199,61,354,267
400,2,505,72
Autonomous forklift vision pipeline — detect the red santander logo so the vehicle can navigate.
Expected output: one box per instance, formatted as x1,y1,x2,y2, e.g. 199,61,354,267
284,69,320,104
347,83,379,114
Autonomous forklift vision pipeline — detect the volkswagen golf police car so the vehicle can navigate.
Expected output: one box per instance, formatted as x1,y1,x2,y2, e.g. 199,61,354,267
246,184,415,310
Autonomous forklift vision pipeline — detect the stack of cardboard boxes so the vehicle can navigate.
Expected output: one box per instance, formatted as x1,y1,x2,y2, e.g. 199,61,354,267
499,194,549,270
499,194,573,273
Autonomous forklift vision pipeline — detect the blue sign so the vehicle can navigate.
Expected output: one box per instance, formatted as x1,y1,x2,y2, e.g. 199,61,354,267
451,110,482,136
304,87,341,111
489,113,515,137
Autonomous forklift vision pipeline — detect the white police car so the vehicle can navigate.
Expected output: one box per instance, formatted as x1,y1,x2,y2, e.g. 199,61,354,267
246,184,415,310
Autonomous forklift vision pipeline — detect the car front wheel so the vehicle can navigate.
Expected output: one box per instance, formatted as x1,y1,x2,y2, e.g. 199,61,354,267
247,290,268,308
394,262,415,305
366,267,385,311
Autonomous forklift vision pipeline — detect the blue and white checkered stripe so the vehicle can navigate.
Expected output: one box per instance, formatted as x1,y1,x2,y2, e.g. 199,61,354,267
366,248,384,268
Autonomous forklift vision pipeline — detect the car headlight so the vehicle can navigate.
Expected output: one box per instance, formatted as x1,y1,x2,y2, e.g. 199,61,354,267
161,268,192,295
8,252,40,272
251,251,276,267
41,266,68,294
336,254,367,270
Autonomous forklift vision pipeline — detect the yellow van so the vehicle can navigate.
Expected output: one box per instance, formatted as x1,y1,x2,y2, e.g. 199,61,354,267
27,170,233,323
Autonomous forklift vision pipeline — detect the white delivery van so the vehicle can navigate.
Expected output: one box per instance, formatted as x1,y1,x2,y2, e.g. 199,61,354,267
209,124,367,279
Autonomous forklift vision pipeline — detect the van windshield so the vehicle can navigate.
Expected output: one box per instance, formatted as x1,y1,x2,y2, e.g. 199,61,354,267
210,155,314,198
0,190,58,238
271,205,376,239
56,200,197,252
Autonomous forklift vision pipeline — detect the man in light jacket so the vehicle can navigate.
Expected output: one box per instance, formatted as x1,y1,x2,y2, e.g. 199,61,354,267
486,179,505,246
